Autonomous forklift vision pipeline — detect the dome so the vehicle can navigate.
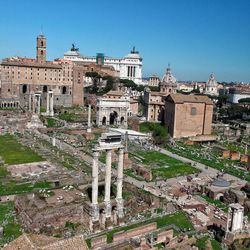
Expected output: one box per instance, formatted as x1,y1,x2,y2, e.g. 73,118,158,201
206,73,217,87
125,47,141,60
125,53,141,59
211,178,230,187
64,50,81,57
161,67,177,84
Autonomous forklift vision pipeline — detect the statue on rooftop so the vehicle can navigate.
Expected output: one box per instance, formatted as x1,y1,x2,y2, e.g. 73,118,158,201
71,43,79,51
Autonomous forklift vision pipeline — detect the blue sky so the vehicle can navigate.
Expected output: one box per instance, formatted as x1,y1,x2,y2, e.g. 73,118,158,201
0,0,250,82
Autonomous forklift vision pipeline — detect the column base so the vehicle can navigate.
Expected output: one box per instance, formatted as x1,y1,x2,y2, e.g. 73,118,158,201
91,203,99,222
116,198,124,219
91,219,100,233
105,201,112,218
117,216,125,226
87,127,92,133
105,216,113,229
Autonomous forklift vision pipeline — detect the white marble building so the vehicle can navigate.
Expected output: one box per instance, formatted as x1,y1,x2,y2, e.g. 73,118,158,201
64,46,143,84
204,73,218,96
96,95,129,128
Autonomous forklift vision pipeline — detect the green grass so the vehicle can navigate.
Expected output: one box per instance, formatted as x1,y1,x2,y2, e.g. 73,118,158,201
47,118,58,128
132,151,199,179
211,239,222,250
219,142,250,155
0,202,22,247
0,166,10,177
0,181,52,196
201,195,228,212
165,142,250,182
0,134,44,165
101,211,193,243
195,236,209,249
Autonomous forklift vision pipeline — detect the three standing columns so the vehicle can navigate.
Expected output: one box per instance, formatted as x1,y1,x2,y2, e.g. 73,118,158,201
91,147,124,230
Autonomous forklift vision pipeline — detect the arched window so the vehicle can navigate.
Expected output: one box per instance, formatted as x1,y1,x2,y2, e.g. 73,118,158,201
43,85,48,93
22,85,27,94
41,41,44,47
62,86,67,94
41,50,43,55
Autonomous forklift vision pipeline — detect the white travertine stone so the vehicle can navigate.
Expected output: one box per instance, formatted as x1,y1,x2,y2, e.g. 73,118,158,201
104,149,112,217
91,151,99,221
116,148,124,218
87,104,92,133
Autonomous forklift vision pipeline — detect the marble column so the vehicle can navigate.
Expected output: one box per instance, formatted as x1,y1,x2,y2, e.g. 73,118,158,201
29,93,32,112
46,92,50,115
104,149,112,218
87,104,92,133
91,151,99,221
116,148,124,219
49,91,54,116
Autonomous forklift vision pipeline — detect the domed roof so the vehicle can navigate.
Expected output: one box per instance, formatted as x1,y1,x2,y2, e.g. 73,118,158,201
64,43,82,57
211,178,230,187
64,50,81,56
125,47,141,59
161,66,177,84
206,73,217,87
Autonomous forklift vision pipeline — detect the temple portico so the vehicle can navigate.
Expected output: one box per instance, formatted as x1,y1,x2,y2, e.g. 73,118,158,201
90,133,125,232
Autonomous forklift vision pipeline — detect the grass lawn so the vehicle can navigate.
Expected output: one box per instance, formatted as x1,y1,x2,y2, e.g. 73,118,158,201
0,201,22,248
0,181,52,196
0,134,44,165
200,195,228,212
89,211,193,245
195,236,209,249
46,118,58,128
133,151,199,179
0,166,10,177
211,239,222,250
165,143,250,182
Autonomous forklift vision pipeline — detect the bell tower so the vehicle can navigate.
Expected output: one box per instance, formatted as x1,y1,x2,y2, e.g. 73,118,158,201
36,34,46,64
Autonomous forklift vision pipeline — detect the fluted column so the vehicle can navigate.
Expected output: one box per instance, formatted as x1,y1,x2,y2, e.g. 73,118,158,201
91,151,99,221
104,149,112,218
116,148,124,218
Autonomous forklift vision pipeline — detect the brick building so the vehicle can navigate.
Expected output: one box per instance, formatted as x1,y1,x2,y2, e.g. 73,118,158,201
0,34,116,109
165,94,213,138
144,66,178,122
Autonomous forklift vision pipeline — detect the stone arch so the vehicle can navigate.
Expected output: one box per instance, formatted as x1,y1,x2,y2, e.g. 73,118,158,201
62,86,67,94
22,84,27,94
109,111,118,125
120,116,124,125
43,85,48,93
102,116,106,125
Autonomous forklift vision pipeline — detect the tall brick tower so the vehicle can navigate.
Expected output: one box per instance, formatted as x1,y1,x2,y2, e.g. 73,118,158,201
36,34,46,64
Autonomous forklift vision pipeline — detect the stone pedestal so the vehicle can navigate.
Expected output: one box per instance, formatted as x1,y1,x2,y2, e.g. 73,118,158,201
105,216,112,229
26,114,44,129
92,219,100,233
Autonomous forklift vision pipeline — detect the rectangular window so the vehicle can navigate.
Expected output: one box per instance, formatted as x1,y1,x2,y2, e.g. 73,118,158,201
191,107,197,115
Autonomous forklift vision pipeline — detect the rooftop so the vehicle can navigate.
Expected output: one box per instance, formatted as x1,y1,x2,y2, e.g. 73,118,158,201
166,93,213,105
